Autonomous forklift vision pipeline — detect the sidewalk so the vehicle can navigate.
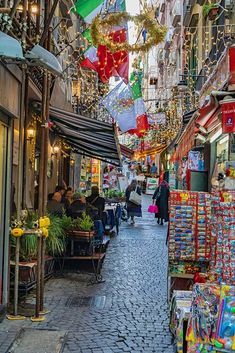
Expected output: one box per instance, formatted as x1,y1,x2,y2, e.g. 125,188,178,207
0,195,174,353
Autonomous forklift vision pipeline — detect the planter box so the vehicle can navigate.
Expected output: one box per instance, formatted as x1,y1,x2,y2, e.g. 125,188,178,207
10,256,55,289
68,230,95,239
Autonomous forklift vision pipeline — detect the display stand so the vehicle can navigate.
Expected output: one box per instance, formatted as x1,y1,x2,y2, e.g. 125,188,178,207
168,191,211,301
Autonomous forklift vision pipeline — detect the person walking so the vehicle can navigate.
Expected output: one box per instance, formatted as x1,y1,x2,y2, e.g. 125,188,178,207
125,180,142,225
152,176,170,225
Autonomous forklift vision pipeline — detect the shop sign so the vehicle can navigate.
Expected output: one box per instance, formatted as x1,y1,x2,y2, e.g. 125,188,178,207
146,177,158,195
221,101,235,133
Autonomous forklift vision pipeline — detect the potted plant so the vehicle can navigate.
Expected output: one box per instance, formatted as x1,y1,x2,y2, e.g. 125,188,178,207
69,212,94,238
10,212,71,286
202,3,220,21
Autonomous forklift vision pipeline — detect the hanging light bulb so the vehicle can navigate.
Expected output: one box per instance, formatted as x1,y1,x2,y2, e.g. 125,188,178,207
30,1,38,14
17,1,24,12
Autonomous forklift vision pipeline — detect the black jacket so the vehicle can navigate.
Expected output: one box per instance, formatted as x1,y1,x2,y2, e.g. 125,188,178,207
86,195,105,219
67,200,86,219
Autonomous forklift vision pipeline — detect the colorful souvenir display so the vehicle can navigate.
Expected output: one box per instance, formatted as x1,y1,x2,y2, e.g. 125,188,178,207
169,191,211,262
211,191,235,284
169,261,208,275
186,283,221,347
186,283,235,353
170,290,192,353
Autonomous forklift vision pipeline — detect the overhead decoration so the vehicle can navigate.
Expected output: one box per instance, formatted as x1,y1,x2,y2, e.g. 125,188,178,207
102,77,147,133
127,70,149,137
90,12,167,53
71,0,105,24
80,33,128,83
102,81,138,132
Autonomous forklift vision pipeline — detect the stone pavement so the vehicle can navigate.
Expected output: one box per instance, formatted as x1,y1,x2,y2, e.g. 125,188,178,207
0,195,174,353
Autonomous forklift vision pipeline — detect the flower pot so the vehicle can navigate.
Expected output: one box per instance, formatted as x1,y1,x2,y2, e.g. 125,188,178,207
208,7,219,21
68,230,95,238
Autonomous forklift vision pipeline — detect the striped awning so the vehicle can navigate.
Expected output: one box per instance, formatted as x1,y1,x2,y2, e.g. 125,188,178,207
35,104,121,166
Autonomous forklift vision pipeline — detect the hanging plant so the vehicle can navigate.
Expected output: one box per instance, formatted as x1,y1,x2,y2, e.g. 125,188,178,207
90,12,167,53
202,3,220,20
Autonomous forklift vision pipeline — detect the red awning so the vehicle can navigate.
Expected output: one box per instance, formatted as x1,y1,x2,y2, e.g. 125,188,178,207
196,96,219,128
120,144,134,159
204,108,221,131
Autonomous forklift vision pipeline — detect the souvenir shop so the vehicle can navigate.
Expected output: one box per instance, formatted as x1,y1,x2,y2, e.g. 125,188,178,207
169,48,235,353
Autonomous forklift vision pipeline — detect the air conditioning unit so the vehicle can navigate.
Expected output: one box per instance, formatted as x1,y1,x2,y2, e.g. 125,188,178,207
225,0,234,10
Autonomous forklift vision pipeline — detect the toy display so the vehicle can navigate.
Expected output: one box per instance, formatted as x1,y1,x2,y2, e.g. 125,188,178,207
186,283,235,353
186,283,221,347
211,191,235,284
170,290,192,353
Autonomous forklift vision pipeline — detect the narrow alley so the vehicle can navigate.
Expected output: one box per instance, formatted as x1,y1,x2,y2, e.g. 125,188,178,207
0,197,174,353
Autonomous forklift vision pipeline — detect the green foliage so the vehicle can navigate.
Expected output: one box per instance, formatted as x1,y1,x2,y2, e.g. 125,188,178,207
106,190,125,199
202,3,219,18
46,213,72,257
10,211,73,261
71,212,94,232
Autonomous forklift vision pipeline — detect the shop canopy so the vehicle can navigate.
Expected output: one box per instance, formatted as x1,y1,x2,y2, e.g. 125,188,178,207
120,144,134,159
25,44,63,77
35,104,121,166
0,31,24,60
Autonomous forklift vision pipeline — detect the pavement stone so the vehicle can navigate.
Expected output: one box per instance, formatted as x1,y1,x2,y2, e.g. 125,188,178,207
0,195,174,353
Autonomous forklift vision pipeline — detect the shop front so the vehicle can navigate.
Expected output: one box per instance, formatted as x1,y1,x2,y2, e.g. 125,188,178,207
0,113,12,313
0,63,21,311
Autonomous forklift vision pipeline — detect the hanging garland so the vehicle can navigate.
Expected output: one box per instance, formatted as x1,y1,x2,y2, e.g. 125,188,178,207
90,12,167,53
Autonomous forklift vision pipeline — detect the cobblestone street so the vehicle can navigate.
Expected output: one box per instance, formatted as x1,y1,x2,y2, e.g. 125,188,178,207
0,196,174,353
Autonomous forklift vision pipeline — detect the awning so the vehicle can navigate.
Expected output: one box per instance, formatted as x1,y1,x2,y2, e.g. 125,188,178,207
25,44,62,77
35,104,121,166
120,144,134,159
196,96,219,128
0,31,24,60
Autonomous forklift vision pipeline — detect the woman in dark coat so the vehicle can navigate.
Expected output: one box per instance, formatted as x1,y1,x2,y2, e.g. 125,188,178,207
152,179,170,225
125,180,142,225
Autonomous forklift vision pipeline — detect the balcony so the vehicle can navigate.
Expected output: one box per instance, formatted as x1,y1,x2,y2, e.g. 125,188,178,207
172,0,181,27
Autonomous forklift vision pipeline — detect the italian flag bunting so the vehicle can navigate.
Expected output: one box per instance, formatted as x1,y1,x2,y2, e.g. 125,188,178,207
128,72,149,135
71,0,104,24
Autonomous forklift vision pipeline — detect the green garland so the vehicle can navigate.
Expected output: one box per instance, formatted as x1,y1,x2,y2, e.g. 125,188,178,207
90,12,167,53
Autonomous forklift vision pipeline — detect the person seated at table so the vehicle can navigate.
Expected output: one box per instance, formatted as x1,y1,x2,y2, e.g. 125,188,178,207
86,186,105,220
64,188,73,209
47,192,64,216
67,192,86,219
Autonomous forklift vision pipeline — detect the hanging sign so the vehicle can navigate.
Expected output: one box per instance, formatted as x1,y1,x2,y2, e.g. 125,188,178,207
221,101,235,133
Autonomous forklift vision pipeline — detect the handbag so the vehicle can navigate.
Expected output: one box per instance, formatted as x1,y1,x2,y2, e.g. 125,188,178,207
148,204,159,214
129,187,142,206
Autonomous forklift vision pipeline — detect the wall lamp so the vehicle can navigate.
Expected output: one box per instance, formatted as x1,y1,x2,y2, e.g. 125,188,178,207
26,124,36,143
51,145,60,158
